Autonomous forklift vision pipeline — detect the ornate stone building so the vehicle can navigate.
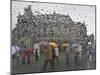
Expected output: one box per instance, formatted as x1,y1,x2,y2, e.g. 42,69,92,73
12,5,87,47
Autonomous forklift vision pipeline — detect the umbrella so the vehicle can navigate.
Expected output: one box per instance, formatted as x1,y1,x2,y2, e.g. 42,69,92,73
71,43,82,52
39,41,49,47
19,48,26,53
62,44,69,47
11,46,20,55
71,43,80,48
50,42,57,48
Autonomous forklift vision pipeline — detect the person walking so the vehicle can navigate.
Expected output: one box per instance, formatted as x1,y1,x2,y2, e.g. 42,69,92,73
33,43,40,61
54,47,60,64
26,48,33,64
63,41,70,65
21,47,33,64
72,44,82,65
50,41,60,64
11,45,20,64
21,50,27,64
42,43,54,71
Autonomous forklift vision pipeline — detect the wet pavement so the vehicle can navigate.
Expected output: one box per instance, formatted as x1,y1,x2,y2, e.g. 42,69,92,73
11,51,96,74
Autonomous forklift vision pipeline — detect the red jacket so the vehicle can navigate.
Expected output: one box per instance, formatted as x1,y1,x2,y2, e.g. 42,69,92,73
25,48,33,56
21,48,32,59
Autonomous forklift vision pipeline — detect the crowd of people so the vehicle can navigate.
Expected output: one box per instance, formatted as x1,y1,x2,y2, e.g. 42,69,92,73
11,38,96,70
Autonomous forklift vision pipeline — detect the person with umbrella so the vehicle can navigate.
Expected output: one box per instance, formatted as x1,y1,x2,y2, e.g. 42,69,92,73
11,45,20,64
70,43,82,65
50,42,60,64
62,41,70,64
20,46,32,64
41,38,54,71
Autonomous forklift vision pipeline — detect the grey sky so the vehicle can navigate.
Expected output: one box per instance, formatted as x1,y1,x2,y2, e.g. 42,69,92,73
12,1,96,36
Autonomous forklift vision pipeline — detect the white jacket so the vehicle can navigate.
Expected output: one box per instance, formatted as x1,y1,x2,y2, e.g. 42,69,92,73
33,43,40,56
55,48,59,56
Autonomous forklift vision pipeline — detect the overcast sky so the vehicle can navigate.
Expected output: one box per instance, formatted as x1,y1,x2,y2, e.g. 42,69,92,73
12,1,96,36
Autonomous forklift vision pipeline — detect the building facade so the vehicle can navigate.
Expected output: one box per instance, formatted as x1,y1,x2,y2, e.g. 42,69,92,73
12,5,88,47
